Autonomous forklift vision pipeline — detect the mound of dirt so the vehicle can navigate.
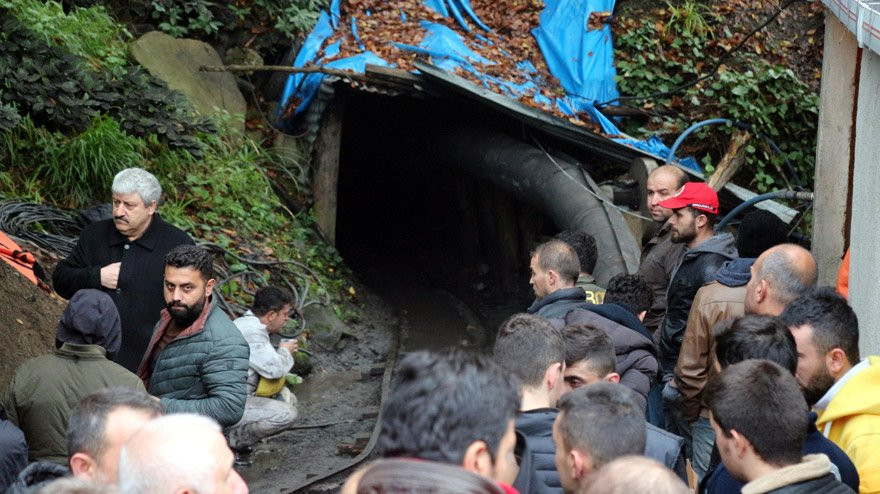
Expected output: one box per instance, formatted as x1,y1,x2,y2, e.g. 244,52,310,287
0,260,66,391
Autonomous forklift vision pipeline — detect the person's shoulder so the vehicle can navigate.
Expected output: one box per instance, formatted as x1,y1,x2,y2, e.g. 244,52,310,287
153,215,194,243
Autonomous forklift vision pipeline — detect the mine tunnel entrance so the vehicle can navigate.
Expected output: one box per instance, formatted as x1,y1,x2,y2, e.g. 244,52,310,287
335,93,559,348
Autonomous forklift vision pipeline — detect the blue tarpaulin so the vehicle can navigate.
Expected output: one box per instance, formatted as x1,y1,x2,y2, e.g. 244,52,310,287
278,0,700,172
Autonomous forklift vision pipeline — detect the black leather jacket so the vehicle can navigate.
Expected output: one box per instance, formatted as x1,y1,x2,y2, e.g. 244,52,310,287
658,233,737,379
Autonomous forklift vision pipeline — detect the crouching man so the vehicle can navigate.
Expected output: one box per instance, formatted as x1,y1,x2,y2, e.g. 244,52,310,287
226,286,299,454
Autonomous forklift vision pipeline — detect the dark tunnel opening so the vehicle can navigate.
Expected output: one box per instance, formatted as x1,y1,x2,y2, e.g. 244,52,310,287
335,92,560,338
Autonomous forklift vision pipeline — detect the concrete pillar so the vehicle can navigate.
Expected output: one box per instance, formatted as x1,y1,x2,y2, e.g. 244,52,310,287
849,48,880,358
812,13,859,285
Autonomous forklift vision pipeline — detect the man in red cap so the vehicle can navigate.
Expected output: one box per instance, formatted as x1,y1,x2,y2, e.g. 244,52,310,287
655,183,738,452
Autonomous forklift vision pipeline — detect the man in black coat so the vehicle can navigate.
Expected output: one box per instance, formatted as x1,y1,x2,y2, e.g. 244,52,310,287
52,168,193,372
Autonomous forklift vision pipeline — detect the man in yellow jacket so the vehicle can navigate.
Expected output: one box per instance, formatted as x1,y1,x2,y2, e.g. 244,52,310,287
781,287,880,494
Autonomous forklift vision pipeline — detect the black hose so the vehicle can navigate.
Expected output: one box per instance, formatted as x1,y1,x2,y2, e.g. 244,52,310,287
715,190,814,231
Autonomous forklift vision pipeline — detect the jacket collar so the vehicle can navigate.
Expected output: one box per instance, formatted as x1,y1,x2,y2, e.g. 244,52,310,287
55,342,108,359
527,287,586,314
107,214,165,251
741,454,832,494
137,296,215,382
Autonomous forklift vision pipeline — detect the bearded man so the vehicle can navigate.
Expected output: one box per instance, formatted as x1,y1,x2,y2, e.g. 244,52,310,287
137,245,249,427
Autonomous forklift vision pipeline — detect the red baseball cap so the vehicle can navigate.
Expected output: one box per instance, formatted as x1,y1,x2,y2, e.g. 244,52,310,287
657,182,719,215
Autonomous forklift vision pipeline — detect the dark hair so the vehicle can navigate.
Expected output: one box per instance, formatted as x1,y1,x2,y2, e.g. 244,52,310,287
685,206,717,227
165,245,213,280
603,274,654,316
378,349,520,465
714,316,797,373
493,314,564,388
251,286,294,317
557,383,646,468
532,240,580,284
736,210,788,258
703,360,807,466
356,458,504,494
556,230,598,275
779,287,859,365
66,387,163,461
562,323,616,377
755,245,818,305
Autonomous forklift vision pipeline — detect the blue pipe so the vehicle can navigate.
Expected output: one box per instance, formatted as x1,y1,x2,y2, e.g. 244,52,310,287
665,118,802,188
715,189,813,231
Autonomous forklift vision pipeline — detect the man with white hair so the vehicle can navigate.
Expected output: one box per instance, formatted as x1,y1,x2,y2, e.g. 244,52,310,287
117,414,248,494
53,168,194,372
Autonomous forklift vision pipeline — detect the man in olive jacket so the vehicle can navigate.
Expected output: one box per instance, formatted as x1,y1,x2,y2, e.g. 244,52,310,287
138,245,249,428
52,168,194,372
2,289,144,463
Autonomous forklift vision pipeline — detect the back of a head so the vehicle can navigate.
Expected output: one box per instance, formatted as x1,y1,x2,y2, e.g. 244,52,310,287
355,458,504,494
756,244,818,305
67,387,163,461
534,240,580,285
556,230,598,275
378,349,520,465
111,168,161,206
117,414,226,494
779,286,860,365
735,210,789,259
561,323,616,377
602,274,654,317
714,315,797,373
703,360,807,467
57,289,122,355
251,286,293,317
165,244,213,280
493,314,564,388
556,382,646,469
582,456,688,494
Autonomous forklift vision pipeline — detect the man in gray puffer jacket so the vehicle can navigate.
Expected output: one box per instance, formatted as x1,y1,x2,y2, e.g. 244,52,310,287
137,245,249,427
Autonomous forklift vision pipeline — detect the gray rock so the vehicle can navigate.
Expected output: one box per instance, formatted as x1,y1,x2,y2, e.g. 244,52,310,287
303,304,350,350
130,31,246,126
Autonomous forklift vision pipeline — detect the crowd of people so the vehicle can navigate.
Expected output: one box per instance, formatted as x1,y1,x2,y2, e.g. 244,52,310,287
0,164,877,494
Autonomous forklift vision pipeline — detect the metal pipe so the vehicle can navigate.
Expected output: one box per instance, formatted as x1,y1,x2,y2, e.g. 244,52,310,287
716,189,814,231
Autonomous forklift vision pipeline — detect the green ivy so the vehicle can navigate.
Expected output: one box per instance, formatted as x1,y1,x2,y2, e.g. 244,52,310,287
0,14,214,153
614,10,818,192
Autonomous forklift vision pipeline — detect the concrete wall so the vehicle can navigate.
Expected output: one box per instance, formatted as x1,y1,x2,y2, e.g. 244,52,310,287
812,14,858,285
848,47,880,358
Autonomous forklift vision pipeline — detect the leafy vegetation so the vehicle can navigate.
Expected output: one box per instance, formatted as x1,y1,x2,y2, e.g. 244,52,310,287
0,10,213,153
614,4,819,192
1,0,129,71
0,0,350,311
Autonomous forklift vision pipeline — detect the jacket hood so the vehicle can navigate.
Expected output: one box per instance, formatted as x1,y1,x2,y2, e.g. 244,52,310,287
817,356,880,424
684,232,738,260
6,461,69,493
586,303,653,342
715,258,755,287
56,289,121,356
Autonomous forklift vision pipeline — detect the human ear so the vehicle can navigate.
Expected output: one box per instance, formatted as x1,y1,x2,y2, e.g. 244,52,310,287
69,453,96,480
205,278,217,296
827,348,850,377
462,440,492,477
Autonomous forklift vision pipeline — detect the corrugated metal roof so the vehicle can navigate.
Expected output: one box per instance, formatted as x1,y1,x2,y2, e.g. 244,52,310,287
824,0,880,55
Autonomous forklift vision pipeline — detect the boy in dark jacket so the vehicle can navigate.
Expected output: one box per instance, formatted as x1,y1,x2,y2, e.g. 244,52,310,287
493,314,566,493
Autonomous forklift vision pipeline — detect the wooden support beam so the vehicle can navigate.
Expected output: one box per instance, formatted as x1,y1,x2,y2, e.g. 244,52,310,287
312,97,345,244
707,129,751,192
